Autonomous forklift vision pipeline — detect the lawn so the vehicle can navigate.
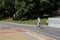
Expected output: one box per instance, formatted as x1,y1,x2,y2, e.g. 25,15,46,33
0,18,47,25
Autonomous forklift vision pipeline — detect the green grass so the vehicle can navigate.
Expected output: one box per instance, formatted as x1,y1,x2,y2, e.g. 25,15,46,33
0,18,47,25
41,18,47,25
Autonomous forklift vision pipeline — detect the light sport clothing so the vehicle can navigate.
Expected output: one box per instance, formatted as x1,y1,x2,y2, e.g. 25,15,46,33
37,17,41,26
37,17,41,23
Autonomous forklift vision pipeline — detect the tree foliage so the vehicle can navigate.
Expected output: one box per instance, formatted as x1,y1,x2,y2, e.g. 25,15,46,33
0,0,60,20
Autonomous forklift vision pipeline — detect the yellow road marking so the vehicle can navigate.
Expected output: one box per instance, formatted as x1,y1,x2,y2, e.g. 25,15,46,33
26,32,47,40
0,26,56,40
24,29,56,40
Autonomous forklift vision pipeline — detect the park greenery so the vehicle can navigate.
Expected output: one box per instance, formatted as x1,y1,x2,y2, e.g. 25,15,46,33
0,0,60,24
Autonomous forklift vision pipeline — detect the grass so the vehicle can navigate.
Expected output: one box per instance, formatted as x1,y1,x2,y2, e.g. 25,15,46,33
0,18,47,25
41,18,47,25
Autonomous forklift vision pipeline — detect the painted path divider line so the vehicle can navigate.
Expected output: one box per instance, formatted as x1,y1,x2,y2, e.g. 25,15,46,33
24,28,56,40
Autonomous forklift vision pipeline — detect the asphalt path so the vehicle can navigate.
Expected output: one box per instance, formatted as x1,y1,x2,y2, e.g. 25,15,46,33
0,22,60,40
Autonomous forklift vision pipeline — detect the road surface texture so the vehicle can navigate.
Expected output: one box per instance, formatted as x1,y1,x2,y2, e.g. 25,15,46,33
0,27,43,40
0,22,60,40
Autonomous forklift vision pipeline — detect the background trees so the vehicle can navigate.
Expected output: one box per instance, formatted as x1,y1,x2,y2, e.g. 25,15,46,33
0,0,15,19
0,0,60,20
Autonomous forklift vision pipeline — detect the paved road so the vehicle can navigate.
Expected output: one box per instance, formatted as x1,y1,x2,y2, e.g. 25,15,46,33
0,27,40,40
0,22,60,40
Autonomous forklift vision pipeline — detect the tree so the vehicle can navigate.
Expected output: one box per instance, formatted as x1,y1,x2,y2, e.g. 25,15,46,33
0,0,15,20
0,0,60,20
